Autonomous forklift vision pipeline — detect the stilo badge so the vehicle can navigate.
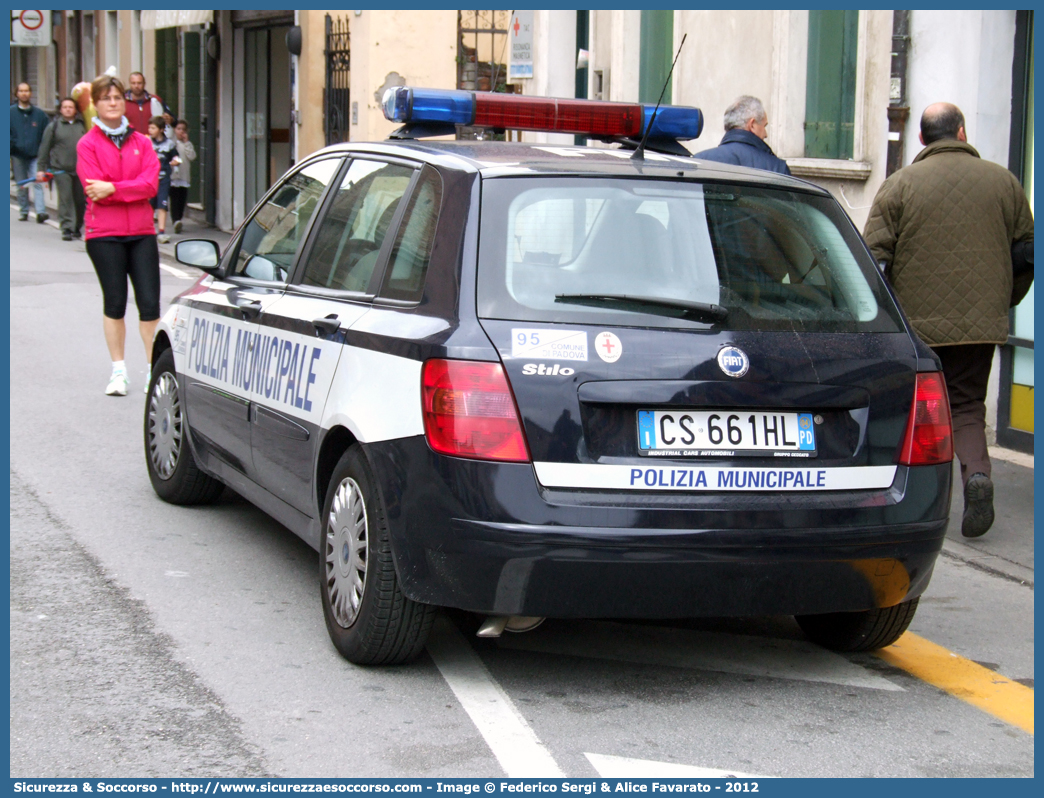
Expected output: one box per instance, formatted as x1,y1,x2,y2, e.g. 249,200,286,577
717,346,750,378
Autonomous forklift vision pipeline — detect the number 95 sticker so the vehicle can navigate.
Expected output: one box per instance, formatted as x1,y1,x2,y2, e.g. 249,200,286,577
511,329,588,361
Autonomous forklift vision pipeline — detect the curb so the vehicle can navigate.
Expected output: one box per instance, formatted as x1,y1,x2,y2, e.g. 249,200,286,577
939,538,1034,588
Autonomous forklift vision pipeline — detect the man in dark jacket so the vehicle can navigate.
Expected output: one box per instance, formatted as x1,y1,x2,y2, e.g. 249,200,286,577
695,96,790,175
10,82,49,222
864,103,1034,538
37,97,86,239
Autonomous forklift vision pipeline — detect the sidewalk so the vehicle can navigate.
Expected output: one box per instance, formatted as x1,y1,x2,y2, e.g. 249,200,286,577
11,182,233,265
154,206,234,268
941,446,1034,586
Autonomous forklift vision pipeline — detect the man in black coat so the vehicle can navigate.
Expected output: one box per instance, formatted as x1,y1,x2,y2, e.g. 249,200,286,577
695,96,790,175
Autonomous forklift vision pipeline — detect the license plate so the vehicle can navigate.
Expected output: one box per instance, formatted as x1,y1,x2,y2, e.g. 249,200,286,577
637,410,816,456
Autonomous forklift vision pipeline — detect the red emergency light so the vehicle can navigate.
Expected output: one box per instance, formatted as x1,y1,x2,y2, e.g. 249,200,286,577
472,94,643,138
382,87,703,142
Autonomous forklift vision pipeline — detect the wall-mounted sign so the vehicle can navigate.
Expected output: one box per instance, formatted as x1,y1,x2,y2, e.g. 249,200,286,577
508,10,534,80
11,9,50,47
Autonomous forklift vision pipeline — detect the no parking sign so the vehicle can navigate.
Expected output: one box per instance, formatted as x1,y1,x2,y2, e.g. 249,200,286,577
11,10,51,47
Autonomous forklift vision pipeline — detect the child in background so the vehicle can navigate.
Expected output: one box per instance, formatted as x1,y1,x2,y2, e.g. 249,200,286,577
169,119,196,234
147,115,179,243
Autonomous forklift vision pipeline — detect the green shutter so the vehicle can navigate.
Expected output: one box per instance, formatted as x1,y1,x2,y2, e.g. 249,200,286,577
804,10,857,159
639,10,674,104
153,27,179,118
182,32,202,204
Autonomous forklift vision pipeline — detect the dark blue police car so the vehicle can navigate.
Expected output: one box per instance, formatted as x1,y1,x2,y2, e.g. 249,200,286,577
147,88,953,665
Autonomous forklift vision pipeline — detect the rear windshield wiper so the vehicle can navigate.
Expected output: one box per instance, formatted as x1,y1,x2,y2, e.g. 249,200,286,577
555,293,729,323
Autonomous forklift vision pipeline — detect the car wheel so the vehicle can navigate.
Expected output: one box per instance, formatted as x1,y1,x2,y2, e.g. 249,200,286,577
320,445,437,665
144,348,224,505
795,597,919,652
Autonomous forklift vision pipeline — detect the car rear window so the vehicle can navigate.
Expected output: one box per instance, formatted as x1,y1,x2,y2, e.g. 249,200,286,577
477,177,903,333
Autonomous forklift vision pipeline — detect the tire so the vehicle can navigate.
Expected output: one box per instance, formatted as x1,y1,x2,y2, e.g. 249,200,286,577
144,348,224,505
795,597,919,652
320,445,437,665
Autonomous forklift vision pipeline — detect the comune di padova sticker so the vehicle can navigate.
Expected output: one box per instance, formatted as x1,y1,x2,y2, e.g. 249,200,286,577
511,329,588,361
595,331,622,363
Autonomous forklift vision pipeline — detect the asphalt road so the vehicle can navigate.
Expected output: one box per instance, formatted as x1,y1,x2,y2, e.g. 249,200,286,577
8,208,1035,778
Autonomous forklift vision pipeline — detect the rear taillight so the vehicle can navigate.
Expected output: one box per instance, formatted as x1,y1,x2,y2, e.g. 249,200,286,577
897,372,953,466
422,359,530,462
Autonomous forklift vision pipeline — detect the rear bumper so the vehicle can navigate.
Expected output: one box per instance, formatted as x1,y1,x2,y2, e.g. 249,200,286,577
364,437,950,618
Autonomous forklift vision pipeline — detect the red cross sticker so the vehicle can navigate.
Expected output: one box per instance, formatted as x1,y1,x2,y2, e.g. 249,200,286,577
513,17,520,36
595,332,622,363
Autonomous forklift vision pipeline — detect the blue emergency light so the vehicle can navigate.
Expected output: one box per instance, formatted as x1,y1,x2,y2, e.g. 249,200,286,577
382,87,703,142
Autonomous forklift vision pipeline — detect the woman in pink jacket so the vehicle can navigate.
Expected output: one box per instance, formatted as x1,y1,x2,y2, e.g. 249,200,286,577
77,74,161,396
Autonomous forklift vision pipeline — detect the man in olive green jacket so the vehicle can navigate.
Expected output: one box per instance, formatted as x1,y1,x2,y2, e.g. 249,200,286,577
864,102,1034,538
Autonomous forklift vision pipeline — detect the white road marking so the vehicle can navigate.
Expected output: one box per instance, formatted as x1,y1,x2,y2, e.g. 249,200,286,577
10,201,59,229
585,753,770,779
426,616,564,777
497,620,902,691
160,263,193,280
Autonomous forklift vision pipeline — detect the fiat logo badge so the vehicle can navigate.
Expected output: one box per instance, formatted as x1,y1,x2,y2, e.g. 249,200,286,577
717,346,750,378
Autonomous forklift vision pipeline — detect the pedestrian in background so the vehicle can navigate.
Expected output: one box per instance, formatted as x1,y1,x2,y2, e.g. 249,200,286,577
148,115,178,244
169,118,196,234
124,72,168,135
864,102,1034,538
695,95,791,175
10,81,50,223
76,74,161,397
37,97,86,240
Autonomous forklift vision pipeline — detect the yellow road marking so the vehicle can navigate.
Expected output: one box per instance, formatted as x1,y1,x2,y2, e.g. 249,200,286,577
877,632,1034,734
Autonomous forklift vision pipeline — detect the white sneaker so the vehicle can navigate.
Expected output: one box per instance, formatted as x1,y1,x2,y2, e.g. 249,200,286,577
106,369,129,396
157,233,171,244
173,220,182,234
143,367,152,394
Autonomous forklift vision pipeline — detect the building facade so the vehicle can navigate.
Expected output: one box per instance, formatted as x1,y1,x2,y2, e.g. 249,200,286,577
11,9,1033,450
524,9,1035,449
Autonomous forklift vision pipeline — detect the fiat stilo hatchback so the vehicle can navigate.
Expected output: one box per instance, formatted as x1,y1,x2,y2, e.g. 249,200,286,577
146,88,953,664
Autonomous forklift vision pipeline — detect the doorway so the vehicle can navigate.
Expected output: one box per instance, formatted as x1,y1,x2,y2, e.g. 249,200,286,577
243,26,292,211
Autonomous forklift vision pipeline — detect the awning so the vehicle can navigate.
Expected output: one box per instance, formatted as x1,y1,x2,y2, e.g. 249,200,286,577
140,10,214,31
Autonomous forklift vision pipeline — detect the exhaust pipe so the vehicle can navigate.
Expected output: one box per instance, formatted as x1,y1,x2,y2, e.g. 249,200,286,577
476,616,545,638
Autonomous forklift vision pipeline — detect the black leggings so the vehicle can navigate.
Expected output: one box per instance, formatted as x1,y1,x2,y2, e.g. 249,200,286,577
86,236,162,321
169,185,189,223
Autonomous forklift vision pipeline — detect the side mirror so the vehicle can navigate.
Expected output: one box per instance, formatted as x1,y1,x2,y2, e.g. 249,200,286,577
175,239,221,272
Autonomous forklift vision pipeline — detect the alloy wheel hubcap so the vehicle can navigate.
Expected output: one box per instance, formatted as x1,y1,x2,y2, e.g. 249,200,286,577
147,373,182,480
324,477,368,628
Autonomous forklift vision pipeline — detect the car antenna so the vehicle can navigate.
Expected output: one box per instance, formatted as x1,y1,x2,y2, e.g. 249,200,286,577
632,33,687,163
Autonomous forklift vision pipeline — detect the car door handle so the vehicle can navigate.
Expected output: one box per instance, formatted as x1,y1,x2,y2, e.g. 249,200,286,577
236,299,263,319
312,316,341,336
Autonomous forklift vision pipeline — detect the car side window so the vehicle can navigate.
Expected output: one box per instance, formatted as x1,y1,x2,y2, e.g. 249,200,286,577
231,158,343,282
299,159,415,293
379,165,444,302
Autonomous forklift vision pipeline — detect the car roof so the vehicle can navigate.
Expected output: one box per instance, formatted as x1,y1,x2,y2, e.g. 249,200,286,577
310,140,829,196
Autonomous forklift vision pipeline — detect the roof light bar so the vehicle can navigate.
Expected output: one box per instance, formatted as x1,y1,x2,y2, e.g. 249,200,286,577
382,87,703,141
